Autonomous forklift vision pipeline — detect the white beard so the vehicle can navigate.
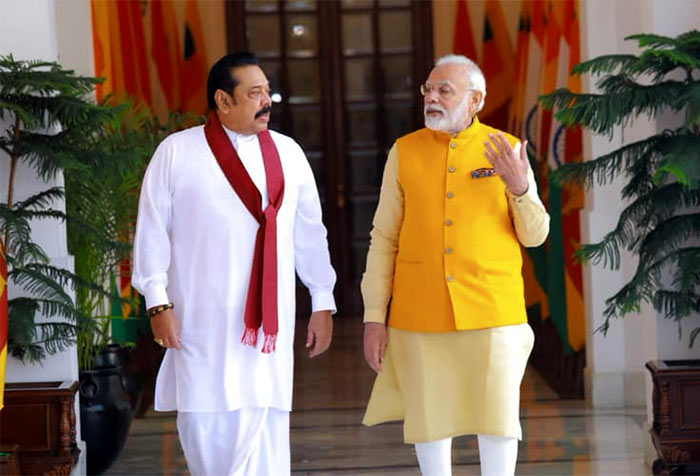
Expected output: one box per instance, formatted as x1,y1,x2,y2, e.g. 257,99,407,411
424,95,470,134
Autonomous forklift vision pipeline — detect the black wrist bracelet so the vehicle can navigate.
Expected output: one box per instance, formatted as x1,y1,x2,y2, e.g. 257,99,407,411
147,302,174,318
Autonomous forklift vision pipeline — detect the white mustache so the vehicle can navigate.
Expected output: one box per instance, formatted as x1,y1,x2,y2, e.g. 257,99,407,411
424,104,447,115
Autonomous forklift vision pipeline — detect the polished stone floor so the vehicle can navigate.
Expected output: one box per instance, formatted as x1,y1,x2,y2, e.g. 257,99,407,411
106,318,651,475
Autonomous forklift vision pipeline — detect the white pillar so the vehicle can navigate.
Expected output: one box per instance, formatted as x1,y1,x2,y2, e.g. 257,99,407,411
581,0,700,409
0,0,80,385
1,1,95,473
580,0,700,467
581,0,658,410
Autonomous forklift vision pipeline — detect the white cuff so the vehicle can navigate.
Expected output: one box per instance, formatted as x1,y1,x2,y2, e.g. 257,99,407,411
311,290,337,315
143,286,170,310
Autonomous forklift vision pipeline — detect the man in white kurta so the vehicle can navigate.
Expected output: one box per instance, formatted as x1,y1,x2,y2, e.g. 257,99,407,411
132,53,336,475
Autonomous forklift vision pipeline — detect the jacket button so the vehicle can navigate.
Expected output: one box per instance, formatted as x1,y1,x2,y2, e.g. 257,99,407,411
450,142,457,149
446,275,454,282
445,219,453,226
448,166,456,173
445,247,453,254
446,191,454,199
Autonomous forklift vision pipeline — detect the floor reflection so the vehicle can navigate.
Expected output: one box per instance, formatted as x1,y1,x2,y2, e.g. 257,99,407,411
106,318,650,475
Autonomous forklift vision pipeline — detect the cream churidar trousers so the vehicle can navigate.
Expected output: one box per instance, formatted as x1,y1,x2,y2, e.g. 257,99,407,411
176,408,290,476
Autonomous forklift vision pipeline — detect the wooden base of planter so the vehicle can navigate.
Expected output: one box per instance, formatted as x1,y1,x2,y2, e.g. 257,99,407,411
0,380,80,475
646,360,700,475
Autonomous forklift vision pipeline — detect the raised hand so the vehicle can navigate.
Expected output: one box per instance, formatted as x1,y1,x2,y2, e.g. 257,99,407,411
483,133,529,196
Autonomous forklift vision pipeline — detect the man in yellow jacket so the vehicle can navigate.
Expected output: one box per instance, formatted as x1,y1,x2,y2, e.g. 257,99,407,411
361,54,550,476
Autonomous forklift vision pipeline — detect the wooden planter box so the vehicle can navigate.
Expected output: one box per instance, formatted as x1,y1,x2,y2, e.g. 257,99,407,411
0,380,80,476
646,360,700,475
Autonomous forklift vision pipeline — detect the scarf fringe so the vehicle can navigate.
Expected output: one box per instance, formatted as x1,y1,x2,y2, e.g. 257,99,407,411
262,333,277,354
241,327,258,347
241,328,277,353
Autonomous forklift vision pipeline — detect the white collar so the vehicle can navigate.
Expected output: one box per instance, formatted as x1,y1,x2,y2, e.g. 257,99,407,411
222,125,258,149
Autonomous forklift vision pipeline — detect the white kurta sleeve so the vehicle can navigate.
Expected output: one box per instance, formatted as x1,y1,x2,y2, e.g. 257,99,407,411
132,140,174,309
293,151,337,314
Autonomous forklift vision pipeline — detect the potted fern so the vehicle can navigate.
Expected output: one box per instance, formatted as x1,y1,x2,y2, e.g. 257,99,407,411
539,31,700,475
0,55,115,475
66,102,149,475
1,55,199,474
69,103,196,474
0,54,113,364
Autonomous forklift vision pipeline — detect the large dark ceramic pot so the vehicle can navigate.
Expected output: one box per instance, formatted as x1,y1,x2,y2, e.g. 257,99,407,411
95,344,143,412
79,366,133,475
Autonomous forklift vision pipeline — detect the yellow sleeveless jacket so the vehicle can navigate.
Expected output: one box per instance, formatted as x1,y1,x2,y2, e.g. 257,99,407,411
388,117,527,332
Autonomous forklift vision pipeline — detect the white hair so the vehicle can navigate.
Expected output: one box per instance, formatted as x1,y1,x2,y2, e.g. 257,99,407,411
435,54,486,112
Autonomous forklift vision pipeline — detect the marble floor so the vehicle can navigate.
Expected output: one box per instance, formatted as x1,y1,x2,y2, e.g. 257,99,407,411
106,318,652,475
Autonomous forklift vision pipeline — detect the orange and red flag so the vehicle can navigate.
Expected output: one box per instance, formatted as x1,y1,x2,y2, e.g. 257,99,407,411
453,0,478,61
480,0,514,131
180,0,208,115
151,0,182,110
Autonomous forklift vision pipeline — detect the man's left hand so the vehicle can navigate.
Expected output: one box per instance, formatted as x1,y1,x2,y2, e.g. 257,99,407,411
306,310,333,358
484,133,529,196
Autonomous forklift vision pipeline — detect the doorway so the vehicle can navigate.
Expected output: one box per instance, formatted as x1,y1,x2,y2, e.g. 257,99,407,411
226,0,433,315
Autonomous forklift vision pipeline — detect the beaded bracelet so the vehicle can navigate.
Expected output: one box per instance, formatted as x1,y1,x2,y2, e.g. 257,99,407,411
147,302,174,318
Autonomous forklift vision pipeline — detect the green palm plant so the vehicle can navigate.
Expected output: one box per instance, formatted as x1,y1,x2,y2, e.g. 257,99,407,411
0,55,114,362
2,55,201,365
67,103,198,369
66,102,150,369
539,30,700,347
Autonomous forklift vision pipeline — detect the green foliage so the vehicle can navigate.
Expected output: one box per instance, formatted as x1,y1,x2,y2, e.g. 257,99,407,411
0,55,112,179
540,31,700,346
1,56,122,363
0,56,113,362
66,101,199,369
539,80,686,136
1,55,198,365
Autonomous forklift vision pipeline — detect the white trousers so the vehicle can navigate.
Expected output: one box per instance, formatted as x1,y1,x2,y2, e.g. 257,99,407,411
414,434,518,476
176,408,290,476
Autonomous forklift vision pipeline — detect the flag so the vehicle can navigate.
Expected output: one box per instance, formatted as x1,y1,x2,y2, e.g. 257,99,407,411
560,0,585,351
515,0,550,323
180,0,208,114
453,0,478,61
91,0,152,107
523,0,545,151
0,242,8,410
538,0,560,162
508,0,531,137
150,0,182,110
90,0,151,349
116,0,152,106
110,270,134,344
480,0,515,130
525,0,556,335
542,0,585,353
90,0,117,101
